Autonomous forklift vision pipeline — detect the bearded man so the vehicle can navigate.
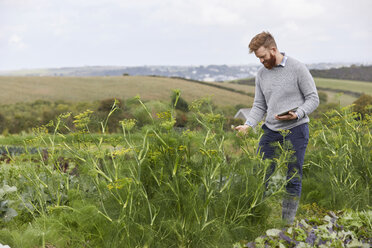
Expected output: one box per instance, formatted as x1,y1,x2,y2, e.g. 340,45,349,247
235,31,319,224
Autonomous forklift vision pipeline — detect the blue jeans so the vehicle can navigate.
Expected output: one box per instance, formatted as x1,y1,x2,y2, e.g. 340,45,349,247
258,123,309,197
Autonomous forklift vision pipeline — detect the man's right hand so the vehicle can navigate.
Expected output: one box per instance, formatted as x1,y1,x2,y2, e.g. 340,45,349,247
234,124,251,135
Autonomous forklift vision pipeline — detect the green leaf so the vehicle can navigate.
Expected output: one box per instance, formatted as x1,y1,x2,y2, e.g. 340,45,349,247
3,207,18,222
266,228,282,237
0,185,17,198
347,239,369,248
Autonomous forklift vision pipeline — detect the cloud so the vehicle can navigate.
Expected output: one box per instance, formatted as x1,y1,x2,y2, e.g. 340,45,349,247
274,0,325,19
105,0,257,27
195,4,245,26
1,0,371,70
48,11,80,37
8,34,27,49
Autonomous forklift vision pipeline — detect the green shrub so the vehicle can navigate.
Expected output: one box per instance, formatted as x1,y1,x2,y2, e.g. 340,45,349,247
353,93,372,117
0,113,5,133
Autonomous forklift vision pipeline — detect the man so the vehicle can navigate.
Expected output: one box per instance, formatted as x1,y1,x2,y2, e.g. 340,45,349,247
235,31,319,224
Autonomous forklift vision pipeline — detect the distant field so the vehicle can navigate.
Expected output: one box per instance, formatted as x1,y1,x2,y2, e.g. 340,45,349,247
0,76,253,106
314,78,372,95
225,77,372,106
208,81,256,95
1,76,369,107
314,78,372,106
319,91,357,106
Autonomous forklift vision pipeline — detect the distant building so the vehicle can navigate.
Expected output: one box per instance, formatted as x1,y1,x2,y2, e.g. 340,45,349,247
234,108,264,132
234,108,251,121
234,108,266,131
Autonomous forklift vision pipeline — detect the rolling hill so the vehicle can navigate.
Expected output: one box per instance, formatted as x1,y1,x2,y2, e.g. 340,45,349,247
0,75,370,108
0,76,254,106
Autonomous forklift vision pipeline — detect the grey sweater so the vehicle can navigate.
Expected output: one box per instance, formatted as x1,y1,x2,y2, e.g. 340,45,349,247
245,56,319,131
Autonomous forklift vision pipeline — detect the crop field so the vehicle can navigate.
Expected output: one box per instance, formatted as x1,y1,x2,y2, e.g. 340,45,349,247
1,76,371,108
0,76,253,106
0,96,371,247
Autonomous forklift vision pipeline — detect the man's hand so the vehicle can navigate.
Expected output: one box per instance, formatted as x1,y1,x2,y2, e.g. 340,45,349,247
275,111,298,121
234,124,251,136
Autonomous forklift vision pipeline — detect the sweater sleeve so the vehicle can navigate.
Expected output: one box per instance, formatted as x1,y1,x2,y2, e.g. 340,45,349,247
245,75,267,127
296,63,319,119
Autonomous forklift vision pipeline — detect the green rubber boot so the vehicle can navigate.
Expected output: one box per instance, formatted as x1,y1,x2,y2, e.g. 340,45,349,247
282,196,299,225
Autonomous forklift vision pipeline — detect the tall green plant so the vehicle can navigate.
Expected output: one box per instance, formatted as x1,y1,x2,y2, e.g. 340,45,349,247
302,106,371,209
2,95,344,247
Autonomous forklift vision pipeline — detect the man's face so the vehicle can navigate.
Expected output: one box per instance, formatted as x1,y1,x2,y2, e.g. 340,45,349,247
255,46,276,69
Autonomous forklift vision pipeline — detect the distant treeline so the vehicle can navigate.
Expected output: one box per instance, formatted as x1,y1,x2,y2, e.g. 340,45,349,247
310,65,372,82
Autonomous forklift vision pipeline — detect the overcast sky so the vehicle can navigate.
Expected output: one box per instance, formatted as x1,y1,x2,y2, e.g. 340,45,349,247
1,0,371,70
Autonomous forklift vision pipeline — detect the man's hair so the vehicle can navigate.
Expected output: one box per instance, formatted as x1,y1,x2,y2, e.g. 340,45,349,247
248,31,277,53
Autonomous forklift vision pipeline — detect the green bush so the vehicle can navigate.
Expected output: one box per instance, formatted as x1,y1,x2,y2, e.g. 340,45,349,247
318,91,328,104
0,113,6,133
353,93,372,117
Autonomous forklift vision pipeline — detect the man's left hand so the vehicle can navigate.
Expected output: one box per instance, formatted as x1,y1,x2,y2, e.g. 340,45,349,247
275,111,298,121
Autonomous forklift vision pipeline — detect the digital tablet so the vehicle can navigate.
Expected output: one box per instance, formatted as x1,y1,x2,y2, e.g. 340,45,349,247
277,107,298,116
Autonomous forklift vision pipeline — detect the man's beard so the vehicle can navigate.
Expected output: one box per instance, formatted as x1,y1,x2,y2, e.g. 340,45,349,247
263,53,276,69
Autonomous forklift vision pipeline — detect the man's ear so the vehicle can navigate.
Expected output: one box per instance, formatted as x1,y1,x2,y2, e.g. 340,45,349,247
270,47,277,55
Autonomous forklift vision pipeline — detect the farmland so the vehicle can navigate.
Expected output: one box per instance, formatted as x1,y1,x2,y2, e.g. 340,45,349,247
0,76,253,106
0,76,371,107
313,78,372,94
0,76,371,247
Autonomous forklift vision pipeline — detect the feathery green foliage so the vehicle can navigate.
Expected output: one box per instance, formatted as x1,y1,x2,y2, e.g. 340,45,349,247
0,95,371,247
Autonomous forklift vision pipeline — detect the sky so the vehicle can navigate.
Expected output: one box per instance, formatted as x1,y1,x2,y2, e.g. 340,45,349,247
1,0,372,71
